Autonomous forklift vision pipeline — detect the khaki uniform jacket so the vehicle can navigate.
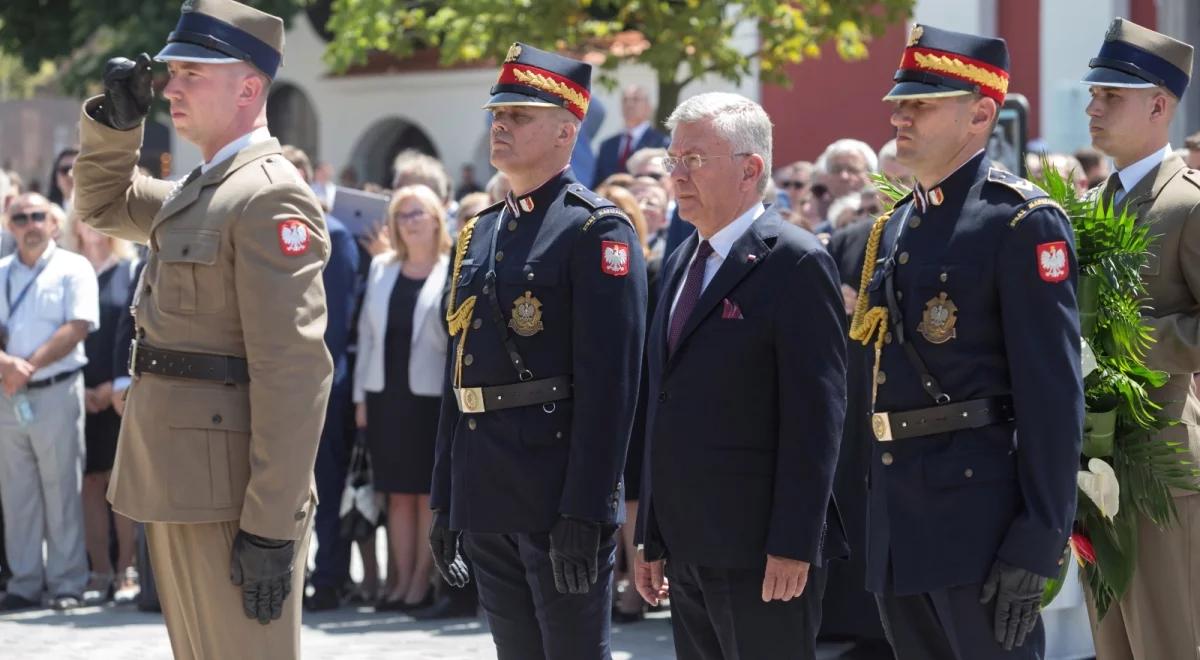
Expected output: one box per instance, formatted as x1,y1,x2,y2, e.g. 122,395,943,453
1105,153,1200,495
73,97,333,540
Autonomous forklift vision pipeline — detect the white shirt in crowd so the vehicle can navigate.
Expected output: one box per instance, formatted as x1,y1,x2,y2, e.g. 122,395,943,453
200,126,272,174
669,202,765,318
0,241,100,380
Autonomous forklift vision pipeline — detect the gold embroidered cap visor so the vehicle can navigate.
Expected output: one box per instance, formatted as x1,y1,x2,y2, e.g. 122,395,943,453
485,42,592,120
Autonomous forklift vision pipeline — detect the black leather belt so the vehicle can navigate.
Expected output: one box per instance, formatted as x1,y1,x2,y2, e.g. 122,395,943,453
872,396,1013,441
130,341,249,385
26,368,82,390
454,375,571,414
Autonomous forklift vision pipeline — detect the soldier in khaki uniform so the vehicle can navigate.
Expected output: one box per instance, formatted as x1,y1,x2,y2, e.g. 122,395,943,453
1081,18,1200,660
71,0,332,657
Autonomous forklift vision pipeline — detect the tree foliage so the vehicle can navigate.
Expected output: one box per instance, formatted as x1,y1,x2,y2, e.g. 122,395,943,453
0,0,303,95
324,0,915,123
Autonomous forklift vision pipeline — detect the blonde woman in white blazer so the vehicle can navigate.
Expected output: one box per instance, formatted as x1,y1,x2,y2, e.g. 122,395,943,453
353,184,451,611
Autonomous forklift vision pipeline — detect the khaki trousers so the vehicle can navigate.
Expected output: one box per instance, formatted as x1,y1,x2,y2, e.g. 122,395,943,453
1086,493,1200,660
146,517,312,660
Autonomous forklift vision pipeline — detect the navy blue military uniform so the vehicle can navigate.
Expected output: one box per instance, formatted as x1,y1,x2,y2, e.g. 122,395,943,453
850,25,1084,660
430,43,648,660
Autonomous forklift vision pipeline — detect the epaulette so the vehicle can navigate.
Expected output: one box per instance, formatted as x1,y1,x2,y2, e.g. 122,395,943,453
1008,197,1068,229
581,206,633,233
1182,168,1200,190
986,167,1049,200
565,183,609,210
473,200,505,219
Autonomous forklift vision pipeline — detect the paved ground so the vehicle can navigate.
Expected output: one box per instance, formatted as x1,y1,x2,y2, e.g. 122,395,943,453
0,602,857,659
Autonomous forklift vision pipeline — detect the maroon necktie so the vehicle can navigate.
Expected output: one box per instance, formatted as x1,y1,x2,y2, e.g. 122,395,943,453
668,240,714,355
617,132,634,171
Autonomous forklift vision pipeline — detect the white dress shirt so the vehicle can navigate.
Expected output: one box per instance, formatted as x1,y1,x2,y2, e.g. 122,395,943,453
0,241,100,380
200,126,272,175
669,202,765,318
622,121,652,156
1114,144,1173,205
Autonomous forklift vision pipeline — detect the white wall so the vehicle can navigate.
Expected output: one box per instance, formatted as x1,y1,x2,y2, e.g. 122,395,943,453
912,0,997,36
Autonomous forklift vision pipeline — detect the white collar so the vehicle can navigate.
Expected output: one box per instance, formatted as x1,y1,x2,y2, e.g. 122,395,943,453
201,127,272,174
702,202,765,260
1117,144,1173,195
13,240,57,271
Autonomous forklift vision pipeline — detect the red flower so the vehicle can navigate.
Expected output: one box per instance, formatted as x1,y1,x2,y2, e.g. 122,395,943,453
1071,531,1097,565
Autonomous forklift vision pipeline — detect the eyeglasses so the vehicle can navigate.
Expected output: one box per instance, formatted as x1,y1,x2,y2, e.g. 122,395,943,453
393,209,429,224
828,164,866,176
9,211,48,226
780,180,807,190
810,184,830,198
661,152,751,174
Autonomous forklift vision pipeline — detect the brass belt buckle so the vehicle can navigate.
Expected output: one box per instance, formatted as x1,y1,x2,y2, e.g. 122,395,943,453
456,387,485,414
128,339,140,380
872,412,894,442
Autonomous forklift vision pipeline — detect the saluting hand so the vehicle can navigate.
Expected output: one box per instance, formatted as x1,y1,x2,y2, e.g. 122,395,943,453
98,53,154,131
762,555,809,602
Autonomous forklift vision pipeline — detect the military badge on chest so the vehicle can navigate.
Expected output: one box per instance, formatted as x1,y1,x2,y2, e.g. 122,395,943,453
509,291,544,337
918,292,958,344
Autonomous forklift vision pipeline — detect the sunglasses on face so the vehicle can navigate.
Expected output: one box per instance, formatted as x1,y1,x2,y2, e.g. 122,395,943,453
780,180,807,190
10,211,49,226
810,184,829,198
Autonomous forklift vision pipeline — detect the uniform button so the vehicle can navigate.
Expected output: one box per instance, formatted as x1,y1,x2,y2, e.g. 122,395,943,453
898,252,909,265
482,285,490,294
940,272,949,282
294,510,305,521
508,221,518,231
908,216,922,229
964,468,974,478
884,332,893,344
555,431,563,439
467,418,477,430
881,452,894,466
464,354,474,366
495,251,504,262
526,272,535,281
896,291,903,301
144,285,152,295
658,392,667,402
472,318,482,330
211,414,222,425
181,245,190,256
1057,557,1065,566
875,371,887,385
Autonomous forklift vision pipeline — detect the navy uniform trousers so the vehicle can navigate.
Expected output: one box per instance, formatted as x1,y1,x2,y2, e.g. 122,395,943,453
464,531,617,660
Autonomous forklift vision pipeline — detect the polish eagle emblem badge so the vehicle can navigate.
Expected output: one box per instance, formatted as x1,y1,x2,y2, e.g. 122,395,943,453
917,292,958,344
277,219,310,256
601,241,630,277
509,291,544,338
1037,241,1069,283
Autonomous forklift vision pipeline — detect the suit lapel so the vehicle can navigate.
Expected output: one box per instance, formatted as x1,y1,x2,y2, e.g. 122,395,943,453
666,211,778,368
411,255,449,338
151,138,283,234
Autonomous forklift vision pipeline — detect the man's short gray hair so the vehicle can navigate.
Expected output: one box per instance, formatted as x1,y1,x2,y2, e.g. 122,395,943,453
816,138,879,175
666,92,773,193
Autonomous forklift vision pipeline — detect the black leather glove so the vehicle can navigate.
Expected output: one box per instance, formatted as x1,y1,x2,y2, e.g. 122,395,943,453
549,516,601,595
94,53,154,130
979,559,1047,650
229,530,295,625
429,510,469,588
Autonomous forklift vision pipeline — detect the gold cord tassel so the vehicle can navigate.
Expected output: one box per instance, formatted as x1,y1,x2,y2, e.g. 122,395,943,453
848,212,893,407
447,217,479,390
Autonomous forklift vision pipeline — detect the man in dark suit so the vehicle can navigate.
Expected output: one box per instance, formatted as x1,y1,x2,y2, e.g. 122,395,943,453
633,91,848,660
593,84,670,185
282,146,361,612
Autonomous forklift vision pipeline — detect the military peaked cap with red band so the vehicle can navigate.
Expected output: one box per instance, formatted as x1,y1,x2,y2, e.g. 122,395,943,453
485,42,591,120
884,24,1010,104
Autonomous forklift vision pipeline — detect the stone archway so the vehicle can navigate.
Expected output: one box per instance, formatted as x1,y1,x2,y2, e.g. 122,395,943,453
347,117,439,187
267,83,320,158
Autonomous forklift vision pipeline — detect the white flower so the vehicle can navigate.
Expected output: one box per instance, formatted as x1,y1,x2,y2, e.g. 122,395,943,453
1082,338,1097,378
1078,458,1120,520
